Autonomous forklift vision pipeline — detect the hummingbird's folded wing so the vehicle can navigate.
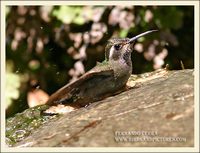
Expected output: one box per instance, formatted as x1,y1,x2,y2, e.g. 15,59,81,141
46,64,114,106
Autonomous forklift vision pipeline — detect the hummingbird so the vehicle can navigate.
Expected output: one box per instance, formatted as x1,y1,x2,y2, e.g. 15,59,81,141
46,30,157,108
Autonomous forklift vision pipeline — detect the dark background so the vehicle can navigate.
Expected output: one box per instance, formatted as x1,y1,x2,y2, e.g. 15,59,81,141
5,6,194,117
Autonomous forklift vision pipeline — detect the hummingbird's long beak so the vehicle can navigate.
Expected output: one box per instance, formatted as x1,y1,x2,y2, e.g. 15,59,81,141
128,30,158,44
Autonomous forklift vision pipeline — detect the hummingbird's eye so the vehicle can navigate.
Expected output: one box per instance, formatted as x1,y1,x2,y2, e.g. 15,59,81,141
114,44,122,50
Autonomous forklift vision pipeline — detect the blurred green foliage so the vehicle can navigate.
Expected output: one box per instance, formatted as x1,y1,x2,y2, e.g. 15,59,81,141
53,6,87,25
154,7,184,30
6,61,20,109
6,6,194,117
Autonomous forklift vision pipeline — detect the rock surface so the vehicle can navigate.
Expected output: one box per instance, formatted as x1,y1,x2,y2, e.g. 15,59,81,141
12,69,194,147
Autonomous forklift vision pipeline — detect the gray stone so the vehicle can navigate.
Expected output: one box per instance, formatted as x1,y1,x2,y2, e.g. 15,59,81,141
13,69,194,147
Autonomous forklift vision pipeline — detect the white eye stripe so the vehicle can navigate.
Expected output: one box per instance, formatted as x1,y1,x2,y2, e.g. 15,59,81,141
109,46,115,59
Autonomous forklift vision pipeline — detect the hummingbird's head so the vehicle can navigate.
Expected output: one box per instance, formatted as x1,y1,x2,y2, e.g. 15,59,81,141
105,38,132,62
105,30,158,62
